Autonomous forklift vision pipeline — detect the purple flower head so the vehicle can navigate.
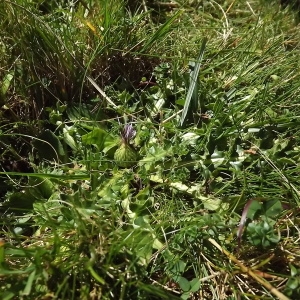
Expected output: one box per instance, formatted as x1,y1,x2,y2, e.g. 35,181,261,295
121,123,136,144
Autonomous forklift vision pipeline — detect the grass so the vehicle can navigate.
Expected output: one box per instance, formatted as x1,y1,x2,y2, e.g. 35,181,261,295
1,0,300,299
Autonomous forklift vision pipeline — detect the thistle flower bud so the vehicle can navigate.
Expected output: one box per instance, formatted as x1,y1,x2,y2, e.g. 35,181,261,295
114,123,138,167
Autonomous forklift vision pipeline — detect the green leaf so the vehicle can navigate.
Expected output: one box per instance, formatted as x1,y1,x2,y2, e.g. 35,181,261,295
178,276,190,292
33,129,65,162
176,99,185,106
63,128,77,150
267,234,280,244
123,228,154,265
29,176,54,199
171,260,186,275
246,200,262,220
180,292,190,300
277,157,296,165
82,128,114,151
139,147,169,168
263,199,282,218
5,192,36,210
286,277,299,290
290,265,298,277
200,195,222,211
0,71,14,104
190,278,201,292
67,104,107,122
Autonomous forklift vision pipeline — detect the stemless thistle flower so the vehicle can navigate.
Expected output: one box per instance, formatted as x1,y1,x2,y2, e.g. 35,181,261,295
122,123,136,143
114,124,138,167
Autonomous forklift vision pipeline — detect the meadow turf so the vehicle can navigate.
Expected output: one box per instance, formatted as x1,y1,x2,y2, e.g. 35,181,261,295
1,0,300,299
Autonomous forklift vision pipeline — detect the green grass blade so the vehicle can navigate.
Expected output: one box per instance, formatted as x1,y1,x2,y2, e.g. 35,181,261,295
180,37,208,127
0,240,4,266
0,172,89,180
140,10,183,53
22,269,36,296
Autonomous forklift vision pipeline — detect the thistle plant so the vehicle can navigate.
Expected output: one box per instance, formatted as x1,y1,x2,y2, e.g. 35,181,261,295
114,123,138,167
